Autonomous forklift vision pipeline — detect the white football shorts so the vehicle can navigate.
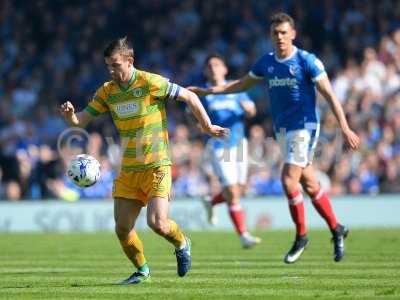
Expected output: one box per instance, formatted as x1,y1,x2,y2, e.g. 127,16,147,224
275,123,320,168
206,138,248,187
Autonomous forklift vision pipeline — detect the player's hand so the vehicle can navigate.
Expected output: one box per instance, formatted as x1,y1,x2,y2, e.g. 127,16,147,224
202,124,230,138
60,101,80,126
187,86,211,97
60,101,75,120
343,129,360,150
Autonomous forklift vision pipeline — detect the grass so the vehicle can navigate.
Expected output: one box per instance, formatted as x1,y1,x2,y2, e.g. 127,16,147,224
0,229,400,300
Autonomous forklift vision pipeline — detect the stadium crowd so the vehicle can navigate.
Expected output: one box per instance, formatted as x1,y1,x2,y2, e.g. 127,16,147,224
0,0,399,200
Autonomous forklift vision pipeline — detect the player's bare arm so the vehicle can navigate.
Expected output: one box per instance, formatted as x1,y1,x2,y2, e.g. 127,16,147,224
177,88,229,138
60,101,94,128
315,76,360,150
188,74,260,96
240,100,257,118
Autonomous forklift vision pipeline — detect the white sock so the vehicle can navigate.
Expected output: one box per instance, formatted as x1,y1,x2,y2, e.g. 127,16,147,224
240,232,250,238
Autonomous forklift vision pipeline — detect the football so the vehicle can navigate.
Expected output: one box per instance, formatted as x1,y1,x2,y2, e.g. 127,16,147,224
67,154,101,188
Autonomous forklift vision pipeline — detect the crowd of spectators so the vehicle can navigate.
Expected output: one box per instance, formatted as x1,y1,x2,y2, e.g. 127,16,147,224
0,0,399,200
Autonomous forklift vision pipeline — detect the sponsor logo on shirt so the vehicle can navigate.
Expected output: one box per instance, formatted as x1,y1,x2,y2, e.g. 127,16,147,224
113,101,140,117
268,76,298,88
208,100,238,111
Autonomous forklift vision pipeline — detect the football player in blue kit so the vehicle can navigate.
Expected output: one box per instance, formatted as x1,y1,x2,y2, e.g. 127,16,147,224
197,54,261,248
189,13,360,263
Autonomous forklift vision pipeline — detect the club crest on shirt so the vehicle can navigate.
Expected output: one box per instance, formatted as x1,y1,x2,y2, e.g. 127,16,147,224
131,87,145,98
289,65,300,76
268,66,274,73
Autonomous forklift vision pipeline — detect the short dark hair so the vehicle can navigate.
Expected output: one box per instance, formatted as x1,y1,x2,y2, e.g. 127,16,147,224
204,53,227,67
103,37,134,58
270,13,295,29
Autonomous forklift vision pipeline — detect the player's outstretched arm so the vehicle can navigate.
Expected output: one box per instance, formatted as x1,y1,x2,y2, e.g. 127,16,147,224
188,74,260,96
177,88,229,138
240,100,257,118
316,76,360,150
60,101,94,128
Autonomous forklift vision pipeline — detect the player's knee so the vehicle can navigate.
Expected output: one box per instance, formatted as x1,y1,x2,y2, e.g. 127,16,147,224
115,224,130,241
226,193,240,204
302,184,315,196
225,185,241,204
148,218,169,235
302,182,319,197
223,189,234,203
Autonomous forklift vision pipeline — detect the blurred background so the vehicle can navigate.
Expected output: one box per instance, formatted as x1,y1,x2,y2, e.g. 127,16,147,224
0,0,399,202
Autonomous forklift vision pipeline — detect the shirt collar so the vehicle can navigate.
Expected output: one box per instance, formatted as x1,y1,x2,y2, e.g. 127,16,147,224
274,46,298,63
117,67,136,91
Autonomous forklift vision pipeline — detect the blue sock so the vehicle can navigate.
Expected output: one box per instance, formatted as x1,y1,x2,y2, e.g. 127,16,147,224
138,263,150,275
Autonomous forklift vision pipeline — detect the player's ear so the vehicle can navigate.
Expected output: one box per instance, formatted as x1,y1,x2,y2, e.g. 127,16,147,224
292,28,297,40
127,55,134,66
223,64,228,77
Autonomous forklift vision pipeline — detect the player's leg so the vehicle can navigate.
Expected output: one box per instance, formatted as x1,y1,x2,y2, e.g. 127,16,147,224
277,129,310,263
210,192,226,205
147,197,191,276
224,184,261,248
146,165,191,277
301,165,337,229
147,196,185,248
114,197,150,284
201,145,226,225
301,165,349,261
206,139,260,247
202,192,223,225
235,139,261,248
113,171,151,284
202,191,223,226
281,163,309,263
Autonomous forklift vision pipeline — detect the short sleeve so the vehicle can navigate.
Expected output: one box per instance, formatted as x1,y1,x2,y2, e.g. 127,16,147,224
305,54,327,82
249,55,267,79
238,92,255,114
239,92,253,104
147,73,182,101
164,82,182,101
84,85,109,116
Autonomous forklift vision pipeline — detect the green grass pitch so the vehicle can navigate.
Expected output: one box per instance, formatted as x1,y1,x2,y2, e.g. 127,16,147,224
1,229,399,300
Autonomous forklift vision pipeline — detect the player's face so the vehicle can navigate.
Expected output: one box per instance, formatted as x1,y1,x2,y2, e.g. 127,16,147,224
105,52,133,83
204,57,228,82
270,22,296,53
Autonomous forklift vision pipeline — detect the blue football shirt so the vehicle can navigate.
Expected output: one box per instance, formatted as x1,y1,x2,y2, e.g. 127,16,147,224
201,83,254,149
249,46,326,132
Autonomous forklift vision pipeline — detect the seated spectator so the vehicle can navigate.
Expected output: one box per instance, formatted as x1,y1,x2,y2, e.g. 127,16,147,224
1,0,400,199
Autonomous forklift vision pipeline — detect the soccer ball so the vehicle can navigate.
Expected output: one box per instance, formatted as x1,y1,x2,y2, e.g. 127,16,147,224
67,154,101,188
